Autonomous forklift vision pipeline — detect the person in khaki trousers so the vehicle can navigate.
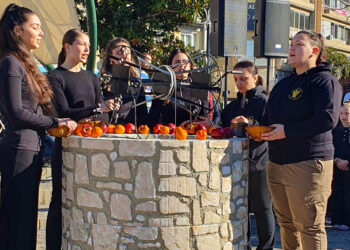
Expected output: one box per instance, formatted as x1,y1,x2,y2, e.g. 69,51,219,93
260,31,342,250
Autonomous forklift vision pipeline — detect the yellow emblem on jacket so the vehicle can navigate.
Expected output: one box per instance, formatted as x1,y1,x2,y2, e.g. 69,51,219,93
289,88,302,100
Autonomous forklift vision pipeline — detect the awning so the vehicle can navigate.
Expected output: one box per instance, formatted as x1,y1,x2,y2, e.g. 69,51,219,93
0,0,80,65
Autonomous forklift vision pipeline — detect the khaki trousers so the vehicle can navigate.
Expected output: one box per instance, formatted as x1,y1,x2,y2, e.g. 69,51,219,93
267,159,333,250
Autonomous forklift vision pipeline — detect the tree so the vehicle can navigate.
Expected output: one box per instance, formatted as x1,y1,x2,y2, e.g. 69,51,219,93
75,0,211,64
326,47,350,80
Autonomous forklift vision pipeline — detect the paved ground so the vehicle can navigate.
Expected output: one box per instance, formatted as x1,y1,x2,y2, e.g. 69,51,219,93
250,215,350,250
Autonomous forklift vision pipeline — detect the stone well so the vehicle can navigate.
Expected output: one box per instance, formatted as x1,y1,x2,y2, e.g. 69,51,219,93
61,135,249,250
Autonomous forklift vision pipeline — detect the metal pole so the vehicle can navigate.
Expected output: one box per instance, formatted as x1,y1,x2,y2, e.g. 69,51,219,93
267,57,271,92
86,0,97,72
224,56,229,107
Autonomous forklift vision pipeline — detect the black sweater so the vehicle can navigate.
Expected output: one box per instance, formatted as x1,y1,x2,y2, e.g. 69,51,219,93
49,66,108,121
222,86,268,171
333,124,350,163
264,62,342,164
148,88,209,128
0,55,57,151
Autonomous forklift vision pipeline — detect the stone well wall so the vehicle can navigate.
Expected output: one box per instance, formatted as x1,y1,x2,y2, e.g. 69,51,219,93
61,136,249,250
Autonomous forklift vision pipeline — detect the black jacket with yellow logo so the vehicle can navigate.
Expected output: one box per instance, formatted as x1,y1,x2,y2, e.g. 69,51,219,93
264,62,342,164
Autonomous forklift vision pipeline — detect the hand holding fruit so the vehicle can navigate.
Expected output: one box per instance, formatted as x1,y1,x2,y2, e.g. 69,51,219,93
57,118,77,133
231,116,249,125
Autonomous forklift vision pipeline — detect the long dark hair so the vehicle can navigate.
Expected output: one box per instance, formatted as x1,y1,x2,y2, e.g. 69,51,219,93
0,3,54,114
58,28,87,66
101,37,139,77
233,60,263,86
296,31,327,65
167,48,194,69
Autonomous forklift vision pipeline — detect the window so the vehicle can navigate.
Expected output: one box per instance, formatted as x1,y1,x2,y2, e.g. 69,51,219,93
181,31,199,50
290,10,310,30
328,22,348,41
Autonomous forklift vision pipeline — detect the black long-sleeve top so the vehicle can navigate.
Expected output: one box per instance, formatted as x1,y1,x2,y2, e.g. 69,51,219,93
148,87,209,128
49,66,108,122
222,85,268,171
116,88,149,126
333,124,350,163
0,55,57,151
263,62,342,164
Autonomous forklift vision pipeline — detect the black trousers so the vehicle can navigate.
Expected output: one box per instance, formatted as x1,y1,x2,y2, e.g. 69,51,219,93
330,166,350,226
46,139,62,250
247,169,276,250
0,145,43,250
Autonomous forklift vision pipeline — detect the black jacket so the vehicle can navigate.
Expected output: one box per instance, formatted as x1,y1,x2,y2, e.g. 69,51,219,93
333,124,350,162
222,85,268,172
264,62,342,164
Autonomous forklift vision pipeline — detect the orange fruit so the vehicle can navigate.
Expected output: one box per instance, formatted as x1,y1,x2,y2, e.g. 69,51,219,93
176,126,188,140
138,125,150,134
107,124,116,133
74,125,83,136
115,124,125,134
160,125,170,135
196,129,208,140
91,126,104,138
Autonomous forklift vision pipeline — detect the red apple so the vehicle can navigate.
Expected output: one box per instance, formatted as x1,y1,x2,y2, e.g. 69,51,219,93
125,123,136,134
211,127,224,139
223,127,234,138
196,123,207,132
168,123,176,134
153,124,163,134
81,123,93,137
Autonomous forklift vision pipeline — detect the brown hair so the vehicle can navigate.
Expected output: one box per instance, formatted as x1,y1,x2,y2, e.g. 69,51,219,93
167,48,194,69
0,3,54,114
296,31,327,65
58,28,87,66
233,60,263,86
101,37,139,78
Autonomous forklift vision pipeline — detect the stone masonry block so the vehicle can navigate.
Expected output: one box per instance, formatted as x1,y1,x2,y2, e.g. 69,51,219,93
77,188,103,209
158,177,197,197
91,153,110,177
63,152,74,169
75,154,89,184
114,161,131,179
201,191,220,207
192,141,209,172
119,140,155,157
134,162,156,199
110,193,132,221
160,196,189,214
161,227,190,250
81,138,114,151
124,227,158,241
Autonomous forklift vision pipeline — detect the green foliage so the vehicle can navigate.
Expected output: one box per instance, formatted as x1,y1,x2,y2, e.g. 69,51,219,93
326,47,350,80
75,0,211,64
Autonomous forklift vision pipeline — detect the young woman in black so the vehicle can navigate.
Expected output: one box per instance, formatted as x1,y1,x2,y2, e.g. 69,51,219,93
221,61,275,250
101,37,148,126
0,4,76,249
148,48,217,128
261,31,342,249
46,29,118,249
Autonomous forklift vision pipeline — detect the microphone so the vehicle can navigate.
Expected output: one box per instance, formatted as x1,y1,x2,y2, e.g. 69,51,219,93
108,54,124,64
